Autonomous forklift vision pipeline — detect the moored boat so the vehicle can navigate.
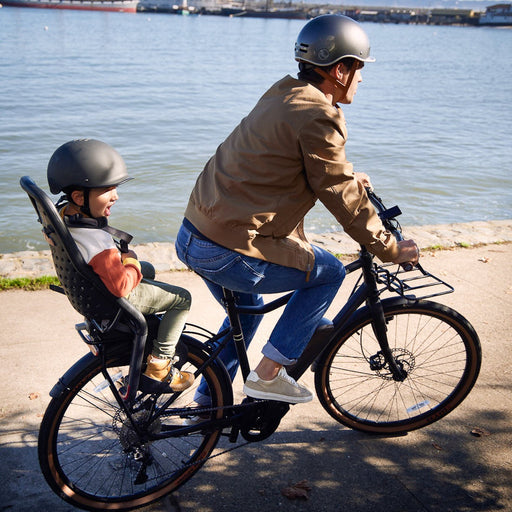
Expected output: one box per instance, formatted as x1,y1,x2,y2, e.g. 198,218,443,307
220,6,308,19
1,0,138,12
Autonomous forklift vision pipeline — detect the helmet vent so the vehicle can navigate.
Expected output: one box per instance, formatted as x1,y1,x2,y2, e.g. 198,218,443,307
296,43,309,54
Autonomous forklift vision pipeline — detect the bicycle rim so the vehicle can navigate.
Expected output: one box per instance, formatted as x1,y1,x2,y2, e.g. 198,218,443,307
38,342,227,510
316,300,481,434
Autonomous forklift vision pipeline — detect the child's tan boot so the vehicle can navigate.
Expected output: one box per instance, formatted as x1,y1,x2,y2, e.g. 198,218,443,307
140,355,194,394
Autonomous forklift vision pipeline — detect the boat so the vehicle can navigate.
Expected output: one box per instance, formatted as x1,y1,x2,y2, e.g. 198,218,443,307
479,3,512,26
137,0,197,15
1,0,139,12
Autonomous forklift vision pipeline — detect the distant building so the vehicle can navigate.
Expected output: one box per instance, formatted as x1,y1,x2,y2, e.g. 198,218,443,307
429,8,478,25
479,3,512,25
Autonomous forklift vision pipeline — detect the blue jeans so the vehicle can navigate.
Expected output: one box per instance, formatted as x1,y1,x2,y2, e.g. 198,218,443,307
175,222,345,403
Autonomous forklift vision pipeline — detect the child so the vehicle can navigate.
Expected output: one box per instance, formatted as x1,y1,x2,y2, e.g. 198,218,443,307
47,138,194,394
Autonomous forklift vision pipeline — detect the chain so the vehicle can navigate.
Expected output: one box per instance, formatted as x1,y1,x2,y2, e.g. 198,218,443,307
154,402,262,472
160,399,256,420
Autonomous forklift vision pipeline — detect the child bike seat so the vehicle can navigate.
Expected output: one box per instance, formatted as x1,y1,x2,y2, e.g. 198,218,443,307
20,176,147,402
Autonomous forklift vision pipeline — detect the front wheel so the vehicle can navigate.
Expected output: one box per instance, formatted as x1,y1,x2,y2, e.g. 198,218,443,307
38,336,230,511
315,299,481,434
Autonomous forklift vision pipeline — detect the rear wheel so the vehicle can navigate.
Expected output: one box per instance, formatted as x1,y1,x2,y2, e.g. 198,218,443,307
38,337,229,510
315,300,481,434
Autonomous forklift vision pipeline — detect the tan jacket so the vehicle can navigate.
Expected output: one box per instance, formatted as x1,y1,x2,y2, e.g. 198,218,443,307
185,75,399,272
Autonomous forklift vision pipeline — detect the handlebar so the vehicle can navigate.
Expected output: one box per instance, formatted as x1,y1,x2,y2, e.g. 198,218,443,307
365,188,414,271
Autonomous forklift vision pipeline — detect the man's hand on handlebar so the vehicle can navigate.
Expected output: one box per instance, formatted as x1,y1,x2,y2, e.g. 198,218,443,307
393,239,420,268
355,172,373,190
363,186,419,269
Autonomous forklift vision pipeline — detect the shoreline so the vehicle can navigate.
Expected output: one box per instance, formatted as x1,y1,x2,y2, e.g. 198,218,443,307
1,218,511,279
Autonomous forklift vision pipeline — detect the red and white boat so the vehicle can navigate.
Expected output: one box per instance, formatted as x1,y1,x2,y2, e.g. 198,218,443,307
1,0,138,12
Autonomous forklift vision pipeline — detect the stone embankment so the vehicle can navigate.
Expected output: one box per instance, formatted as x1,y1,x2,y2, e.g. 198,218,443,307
1,219,511,279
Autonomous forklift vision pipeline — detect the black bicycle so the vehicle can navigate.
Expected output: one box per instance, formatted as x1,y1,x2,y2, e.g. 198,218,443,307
21,176,481,511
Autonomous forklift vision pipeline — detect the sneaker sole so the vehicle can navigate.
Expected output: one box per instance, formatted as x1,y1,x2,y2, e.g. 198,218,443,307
242,384,313,404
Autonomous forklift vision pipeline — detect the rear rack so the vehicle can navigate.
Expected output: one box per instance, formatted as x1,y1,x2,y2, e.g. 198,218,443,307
375,263,454,299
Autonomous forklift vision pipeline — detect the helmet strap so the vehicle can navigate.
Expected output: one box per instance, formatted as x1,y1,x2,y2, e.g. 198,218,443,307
81,189,92,217
314,61,358,103
68,188,92,217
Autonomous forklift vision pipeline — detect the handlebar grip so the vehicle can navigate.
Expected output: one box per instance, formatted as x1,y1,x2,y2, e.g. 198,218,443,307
393,228,414,271
366,187,415,271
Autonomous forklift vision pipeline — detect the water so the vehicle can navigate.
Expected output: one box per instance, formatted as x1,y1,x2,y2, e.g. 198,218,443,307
1,8,511,253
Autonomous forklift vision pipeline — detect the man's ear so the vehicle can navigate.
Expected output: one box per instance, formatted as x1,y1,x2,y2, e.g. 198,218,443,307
70,190,84,206
335,62,348,80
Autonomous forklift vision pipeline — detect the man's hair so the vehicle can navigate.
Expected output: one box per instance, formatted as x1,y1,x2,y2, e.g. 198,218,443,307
298,57,357,83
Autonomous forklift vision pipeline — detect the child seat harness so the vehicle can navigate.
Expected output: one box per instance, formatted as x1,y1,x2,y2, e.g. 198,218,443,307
56,197,133,253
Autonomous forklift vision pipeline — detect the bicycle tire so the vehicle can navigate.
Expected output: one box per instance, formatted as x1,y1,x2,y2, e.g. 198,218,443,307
315,299,481,434
38,336,230,511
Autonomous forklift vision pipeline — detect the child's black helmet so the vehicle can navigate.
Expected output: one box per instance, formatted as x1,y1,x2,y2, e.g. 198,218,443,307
47,139,132,194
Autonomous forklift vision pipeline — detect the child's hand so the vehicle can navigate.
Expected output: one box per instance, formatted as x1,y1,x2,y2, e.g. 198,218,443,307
121,250,138,262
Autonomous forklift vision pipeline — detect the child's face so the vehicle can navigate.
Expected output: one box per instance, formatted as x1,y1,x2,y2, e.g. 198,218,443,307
87,186,119,218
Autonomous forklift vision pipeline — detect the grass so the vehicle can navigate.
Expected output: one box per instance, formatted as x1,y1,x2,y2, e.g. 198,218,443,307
2,239,510,291
0,275,60,291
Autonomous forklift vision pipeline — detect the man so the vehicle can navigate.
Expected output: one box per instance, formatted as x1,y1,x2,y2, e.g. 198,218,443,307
175,14,419,405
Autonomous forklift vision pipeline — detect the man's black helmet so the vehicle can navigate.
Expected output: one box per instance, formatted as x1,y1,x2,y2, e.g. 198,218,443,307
295,14,375,67
47,139,132,194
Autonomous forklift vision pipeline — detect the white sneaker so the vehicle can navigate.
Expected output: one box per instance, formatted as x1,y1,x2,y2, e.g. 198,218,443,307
243,367,313,404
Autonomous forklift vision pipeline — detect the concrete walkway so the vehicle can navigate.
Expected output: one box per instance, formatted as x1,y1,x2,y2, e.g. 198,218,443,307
0,238,511,511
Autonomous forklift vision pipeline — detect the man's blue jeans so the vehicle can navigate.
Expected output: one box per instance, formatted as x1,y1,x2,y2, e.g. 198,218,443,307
175,222,346,403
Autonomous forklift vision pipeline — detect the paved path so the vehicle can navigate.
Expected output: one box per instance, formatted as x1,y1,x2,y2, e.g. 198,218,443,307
0,241,511,511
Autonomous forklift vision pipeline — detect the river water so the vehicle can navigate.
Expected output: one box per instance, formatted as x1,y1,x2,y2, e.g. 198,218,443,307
1,7,511,253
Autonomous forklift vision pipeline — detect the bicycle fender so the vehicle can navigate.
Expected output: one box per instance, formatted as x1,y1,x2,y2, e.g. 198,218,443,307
48,335,234,404
324,296,416,358
352,296,415,322
181,334,234,406
49,352,98,399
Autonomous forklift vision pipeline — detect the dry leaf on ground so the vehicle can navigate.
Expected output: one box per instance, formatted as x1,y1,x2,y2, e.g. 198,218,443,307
471,427,491,437
281,480,312,500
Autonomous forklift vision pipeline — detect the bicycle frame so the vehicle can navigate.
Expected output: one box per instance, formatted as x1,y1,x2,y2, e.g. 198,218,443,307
143,244,409,440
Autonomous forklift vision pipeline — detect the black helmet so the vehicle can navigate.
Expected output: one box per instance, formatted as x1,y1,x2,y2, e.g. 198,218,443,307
295,15,375,67
47,139,132,195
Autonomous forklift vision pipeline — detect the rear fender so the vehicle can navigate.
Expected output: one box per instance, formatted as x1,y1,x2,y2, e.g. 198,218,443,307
49,352,98,399
181,334,234,406
48,334,233,404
